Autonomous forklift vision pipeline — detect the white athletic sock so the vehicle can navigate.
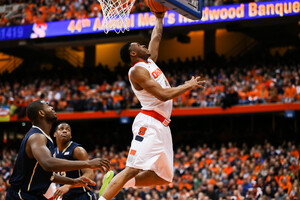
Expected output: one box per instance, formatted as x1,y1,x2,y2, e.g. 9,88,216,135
98,197,107,200
123,178,136,188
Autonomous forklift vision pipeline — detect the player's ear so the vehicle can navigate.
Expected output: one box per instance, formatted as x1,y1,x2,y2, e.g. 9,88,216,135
130,50,136,57
38,110,45,118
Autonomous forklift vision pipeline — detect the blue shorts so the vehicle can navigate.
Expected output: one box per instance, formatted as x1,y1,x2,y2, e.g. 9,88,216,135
6,189,48,200
62,191,96,200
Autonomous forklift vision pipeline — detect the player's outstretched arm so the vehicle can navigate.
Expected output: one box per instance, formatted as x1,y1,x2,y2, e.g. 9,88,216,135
27,134,110,172
148,15,164,62
51,174,95,186
130,66,205,101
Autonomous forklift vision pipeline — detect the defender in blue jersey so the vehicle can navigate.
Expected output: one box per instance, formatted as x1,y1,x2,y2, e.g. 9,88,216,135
53,123,96,200
6,100,110,200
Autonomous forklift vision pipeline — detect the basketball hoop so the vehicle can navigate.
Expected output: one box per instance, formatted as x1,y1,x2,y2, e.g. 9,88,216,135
97,0,135,34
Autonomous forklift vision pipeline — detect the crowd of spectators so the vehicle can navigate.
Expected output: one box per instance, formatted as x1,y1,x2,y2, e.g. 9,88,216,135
0,0,149,27
1,49,300,117
1,141,299,199
0,0,278,27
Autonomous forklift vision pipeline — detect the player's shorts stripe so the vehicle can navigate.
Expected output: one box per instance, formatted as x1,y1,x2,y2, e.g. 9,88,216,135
78,169,86,192
135,135,144,142
130,149,136,155
87,191,93,200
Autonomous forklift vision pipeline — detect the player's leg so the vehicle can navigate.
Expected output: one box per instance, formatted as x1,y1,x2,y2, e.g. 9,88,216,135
134,170,171,186
100,167,140,200
130,150,173,187
99,160,172,200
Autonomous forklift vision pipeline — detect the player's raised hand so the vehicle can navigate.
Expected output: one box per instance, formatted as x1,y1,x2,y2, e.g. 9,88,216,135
152,11,166,18
185,76,206,89
88,158,110,172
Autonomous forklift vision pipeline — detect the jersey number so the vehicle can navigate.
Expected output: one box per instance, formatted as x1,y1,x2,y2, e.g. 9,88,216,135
57,171,66,177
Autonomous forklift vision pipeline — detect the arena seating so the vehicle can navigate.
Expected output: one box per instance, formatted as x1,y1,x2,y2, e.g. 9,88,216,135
1,49,300,118
1,141,299,199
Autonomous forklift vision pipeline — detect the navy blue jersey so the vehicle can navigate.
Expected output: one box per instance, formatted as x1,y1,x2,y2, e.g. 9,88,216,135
9,126,55,196
54,141,93,199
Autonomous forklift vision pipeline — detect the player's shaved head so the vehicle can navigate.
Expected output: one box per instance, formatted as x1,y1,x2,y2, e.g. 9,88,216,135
26,100,45,122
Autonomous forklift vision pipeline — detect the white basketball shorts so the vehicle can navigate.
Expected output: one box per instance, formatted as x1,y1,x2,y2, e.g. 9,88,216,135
126,112,174,182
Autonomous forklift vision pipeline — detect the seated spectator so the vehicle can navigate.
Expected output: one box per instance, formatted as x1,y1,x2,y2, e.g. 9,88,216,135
267,82,279,103
275,186,287,200
258,83,268,103
282,81,297,103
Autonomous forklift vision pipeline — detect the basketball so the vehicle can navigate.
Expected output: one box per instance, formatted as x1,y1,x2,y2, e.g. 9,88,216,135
144,0,168,13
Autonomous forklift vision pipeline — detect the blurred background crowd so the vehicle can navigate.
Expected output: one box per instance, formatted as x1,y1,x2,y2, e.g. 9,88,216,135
1,141,299,199
0,0,278,26
1,48,299,118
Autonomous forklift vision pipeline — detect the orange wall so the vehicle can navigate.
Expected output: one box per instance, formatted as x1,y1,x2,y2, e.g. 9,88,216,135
159,30,204,62
95,43,125,70
215,28,255,57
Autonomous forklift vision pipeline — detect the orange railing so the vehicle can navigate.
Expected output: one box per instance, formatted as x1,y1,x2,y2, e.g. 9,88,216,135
8,103,300,122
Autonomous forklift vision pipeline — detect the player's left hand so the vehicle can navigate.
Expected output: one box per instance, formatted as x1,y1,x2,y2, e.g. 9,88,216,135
73,176,96,189
53,185,71,200
185,76,206,90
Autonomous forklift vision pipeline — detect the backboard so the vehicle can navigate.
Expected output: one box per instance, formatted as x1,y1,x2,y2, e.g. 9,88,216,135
154,0,203,20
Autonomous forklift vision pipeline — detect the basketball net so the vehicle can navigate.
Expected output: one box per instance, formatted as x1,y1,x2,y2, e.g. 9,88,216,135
97,0,135,34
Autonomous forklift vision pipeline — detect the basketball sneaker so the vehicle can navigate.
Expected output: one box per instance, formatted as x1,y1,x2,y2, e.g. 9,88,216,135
98,170,114,199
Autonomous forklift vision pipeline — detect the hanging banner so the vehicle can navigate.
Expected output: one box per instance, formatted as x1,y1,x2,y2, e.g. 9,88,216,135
0,106,10,122
0,0,299,41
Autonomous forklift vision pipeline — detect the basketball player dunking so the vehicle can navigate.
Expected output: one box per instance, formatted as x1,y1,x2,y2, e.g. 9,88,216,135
98,12,205,200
